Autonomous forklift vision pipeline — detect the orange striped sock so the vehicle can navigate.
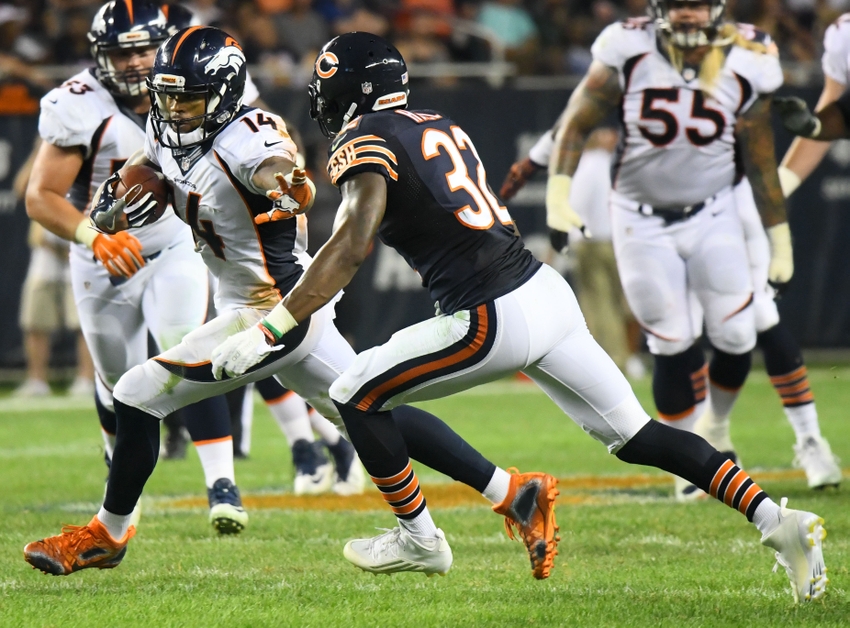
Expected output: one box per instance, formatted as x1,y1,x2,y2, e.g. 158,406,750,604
708,459,768,521
770,365,815,407
371,461,427,520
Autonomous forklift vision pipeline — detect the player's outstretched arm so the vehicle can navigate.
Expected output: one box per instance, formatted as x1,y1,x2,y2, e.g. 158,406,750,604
545,61,619,253
779,75,845,196
737,95,793,290
211,172,386,379
775,95,850,142
252,156,315,223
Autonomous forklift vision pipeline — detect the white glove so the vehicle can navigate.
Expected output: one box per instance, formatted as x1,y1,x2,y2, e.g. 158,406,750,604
767,222,794,289
545,174,590,234
211,325,282,380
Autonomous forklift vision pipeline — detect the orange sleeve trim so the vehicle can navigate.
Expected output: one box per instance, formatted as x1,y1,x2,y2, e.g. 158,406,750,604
194,435,233,447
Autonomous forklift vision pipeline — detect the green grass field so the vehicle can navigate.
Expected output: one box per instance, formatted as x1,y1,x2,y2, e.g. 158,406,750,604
1,368,848,627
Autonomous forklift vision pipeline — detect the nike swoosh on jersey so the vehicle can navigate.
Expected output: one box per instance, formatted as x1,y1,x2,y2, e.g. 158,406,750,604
264,140,284,147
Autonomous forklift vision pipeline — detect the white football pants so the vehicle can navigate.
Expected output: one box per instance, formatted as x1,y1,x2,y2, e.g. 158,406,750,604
330,264,650,453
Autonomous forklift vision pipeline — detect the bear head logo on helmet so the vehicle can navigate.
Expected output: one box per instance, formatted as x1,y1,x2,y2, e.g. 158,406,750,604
309,32,409,138
147,26,247,149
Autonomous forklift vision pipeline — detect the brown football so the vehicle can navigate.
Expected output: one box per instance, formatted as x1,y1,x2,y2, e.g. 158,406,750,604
114,164,170,224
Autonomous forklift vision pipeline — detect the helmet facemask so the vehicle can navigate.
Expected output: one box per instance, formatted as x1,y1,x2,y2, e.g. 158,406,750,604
650,0,726,48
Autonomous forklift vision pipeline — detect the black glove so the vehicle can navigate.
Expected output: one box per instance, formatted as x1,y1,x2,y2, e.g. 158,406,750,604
773,96,820,138
549,229,570,255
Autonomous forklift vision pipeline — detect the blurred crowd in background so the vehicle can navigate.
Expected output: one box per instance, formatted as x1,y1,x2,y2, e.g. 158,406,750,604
3,0,850,89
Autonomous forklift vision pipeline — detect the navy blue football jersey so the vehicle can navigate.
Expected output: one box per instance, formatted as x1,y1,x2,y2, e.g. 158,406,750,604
327,109,540,314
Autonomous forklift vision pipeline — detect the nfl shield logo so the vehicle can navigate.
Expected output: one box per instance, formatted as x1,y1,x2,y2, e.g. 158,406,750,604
361,82,373,95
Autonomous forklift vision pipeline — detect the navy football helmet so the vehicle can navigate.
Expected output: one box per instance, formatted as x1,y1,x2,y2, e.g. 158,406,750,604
148,26,247,148
88,0,169,97
308,32,409,138
649,0,727,48
161,3,196,35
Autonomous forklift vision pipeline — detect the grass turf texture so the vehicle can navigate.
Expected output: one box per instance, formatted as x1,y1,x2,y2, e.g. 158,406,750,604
0,368,847,627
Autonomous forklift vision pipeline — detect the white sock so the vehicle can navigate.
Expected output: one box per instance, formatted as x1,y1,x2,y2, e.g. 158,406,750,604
751,498,782,537
785,403,821,443
267,392,314,446
97,506,133,541
708,381,740,422
309,409,342,445
481,467,512,505
240,383,254,454
399,506,439,537
195,438,235,488
101,429,116,461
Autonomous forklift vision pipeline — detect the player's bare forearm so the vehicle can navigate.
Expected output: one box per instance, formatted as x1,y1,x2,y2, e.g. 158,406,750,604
252,156,298,192
282,172,387,321
780,75,844,178
25,141,86,241
737,96,787,227
550,61,621,177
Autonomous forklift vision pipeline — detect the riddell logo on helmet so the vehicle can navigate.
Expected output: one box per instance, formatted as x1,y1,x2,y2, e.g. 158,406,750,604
316,51,339,79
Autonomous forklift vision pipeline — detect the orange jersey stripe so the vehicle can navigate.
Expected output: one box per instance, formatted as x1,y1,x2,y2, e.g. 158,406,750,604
371,462,413,487
382,477,420,503
769,366,807,386
391,493,425,516
355,304,490,412
331,156,398,185
709,460,735,498
722,470,747,507
737,483,762,515
782,392,815,405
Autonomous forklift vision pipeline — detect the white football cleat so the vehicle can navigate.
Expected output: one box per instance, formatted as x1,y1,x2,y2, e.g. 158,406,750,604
344,527,453,576
793,435,842,489
761,497,827,603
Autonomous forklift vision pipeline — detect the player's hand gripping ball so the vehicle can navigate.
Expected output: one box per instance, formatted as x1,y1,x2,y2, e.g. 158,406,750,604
91,165,170,233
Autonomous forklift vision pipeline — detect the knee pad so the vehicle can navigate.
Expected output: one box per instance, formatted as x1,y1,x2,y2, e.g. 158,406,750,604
709,348,751,390
708,311,756,355
652,344,705,418
112,362,165,419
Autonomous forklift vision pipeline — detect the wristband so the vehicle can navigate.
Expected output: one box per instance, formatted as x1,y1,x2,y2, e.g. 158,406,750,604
74,218,98,248
777,166,801,198
261,303,298,342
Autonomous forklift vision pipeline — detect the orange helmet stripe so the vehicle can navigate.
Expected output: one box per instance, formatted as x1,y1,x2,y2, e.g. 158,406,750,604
171,25,203,64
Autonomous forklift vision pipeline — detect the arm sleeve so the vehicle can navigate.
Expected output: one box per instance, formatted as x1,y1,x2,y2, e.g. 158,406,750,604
327,128,399,187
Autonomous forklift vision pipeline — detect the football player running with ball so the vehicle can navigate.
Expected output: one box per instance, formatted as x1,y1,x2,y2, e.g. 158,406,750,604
24,0,248,535
25,27,561,583
210,31,825,601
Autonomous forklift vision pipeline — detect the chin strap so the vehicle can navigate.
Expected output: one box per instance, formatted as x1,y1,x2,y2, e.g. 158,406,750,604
339,103,358,130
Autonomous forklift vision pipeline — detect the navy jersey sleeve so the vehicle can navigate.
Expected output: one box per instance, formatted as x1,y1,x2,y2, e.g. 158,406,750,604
326,118,399,187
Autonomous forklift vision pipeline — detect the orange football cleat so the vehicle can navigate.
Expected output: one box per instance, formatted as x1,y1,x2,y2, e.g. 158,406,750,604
24,516,135,576
492,468,560,579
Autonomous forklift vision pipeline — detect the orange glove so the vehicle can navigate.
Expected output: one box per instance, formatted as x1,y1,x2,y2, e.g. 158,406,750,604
255,168,316,224
91,231,145,278
499,157,544,201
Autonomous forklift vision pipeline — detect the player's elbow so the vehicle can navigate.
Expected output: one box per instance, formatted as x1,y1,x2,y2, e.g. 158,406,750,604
24,185,49,222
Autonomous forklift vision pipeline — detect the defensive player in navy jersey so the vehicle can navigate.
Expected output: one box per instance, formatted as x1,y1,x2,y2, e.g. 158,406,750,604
212,32,827,600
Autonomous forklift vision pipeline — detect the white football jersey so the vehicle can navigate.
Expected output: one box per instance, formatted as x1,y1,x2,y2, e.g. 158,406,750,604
145,108,304,311
38,69,184,256
591,19,782,207
822,14,850,86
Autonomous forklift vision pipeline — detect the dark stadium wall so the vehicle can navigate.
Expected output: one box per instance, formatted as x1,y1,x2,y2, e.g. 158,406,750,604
1,86,849,367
